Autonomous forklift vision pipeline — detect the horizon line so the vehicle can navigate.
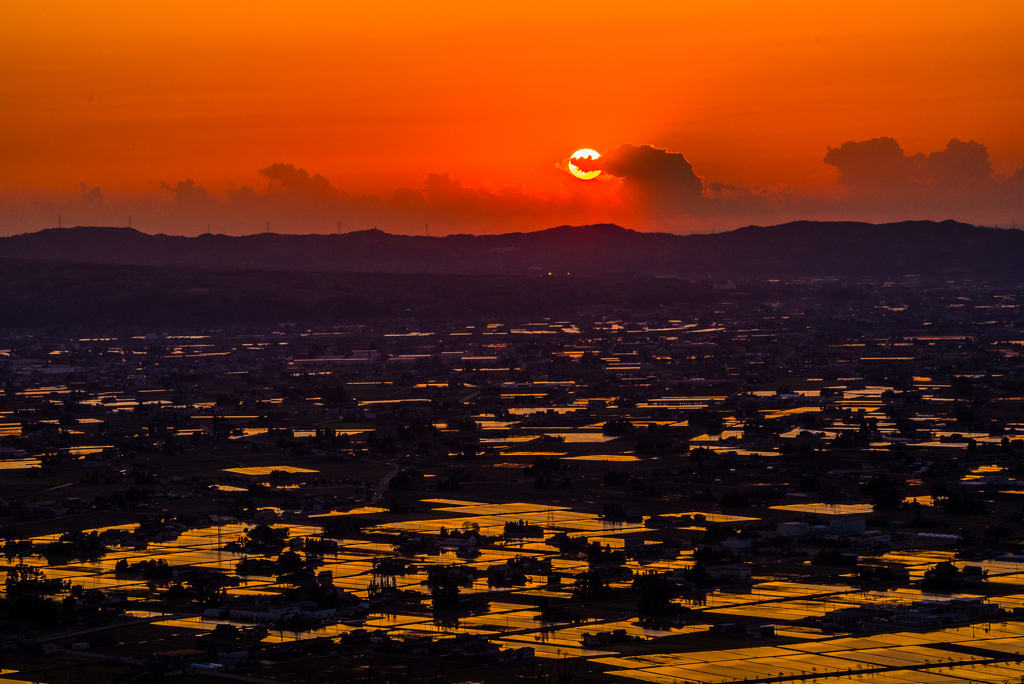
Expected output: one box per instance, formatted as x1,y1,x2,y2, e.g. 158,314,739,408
9,218,1019,241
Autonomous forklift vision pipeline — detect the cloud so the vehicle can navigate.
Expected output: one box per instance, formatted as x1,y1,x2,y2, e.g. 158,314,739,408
259,163,342,198
1006,163,1024,194
161,179,216,209
823,137,920,193
391,172,618,228
600,144,704,194
927,139,993,190
823,137,1001,207
572,144,705,215
79,183,103,204
422,172,480,207
4,140,1024,237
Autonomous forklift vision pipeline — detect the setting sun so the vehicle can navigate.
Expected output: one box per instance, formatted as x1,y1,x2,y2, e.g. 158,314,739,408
568,149,601,181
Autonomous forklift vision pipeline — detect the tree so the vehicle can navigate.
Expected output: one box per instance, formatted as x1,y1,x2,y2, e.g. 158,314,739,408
633,572,675,617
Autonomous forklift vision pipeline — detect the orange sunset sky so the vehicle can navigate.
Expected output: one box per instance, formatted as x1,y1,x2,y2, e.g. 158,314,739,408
2,1,1024,236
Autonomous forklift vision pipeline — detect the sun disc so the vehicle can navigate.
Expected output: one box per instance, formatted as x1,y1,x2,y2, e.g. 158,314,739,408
569,148,601,180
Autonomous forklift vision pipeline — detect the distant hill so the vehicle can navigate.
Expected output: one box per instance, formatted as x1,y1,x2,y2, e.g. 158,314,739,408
2,220,1023,277
0,261,760,327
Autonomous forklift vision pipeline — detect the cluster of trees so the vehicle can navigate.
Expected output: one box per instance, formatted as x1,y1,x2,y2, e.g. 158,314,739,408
39,530,107,561
114,558,174,579
524,456,571,489
504,519,544,538
426,565,474,613
224,524,289,553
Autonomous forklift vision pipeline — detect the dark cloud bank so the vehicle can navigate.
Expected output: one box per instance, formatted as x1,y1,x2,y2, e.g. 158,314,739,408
576,138,1024,226
5,138,1024,236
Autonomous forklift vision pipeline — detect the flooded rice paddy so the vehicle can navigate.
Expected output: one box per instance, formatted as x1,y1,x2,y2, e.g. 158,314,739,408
8,494,1024,682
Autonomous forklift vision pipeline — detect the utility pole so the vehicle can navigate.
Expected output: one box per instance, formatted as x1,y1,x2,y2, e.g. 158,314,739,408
337,220,341,234
58,214,62,229
128,215,132,228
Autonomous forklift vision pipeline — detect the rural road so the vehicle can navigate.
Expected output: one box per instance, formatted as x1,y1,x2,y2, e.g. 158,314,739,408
371,463,401,504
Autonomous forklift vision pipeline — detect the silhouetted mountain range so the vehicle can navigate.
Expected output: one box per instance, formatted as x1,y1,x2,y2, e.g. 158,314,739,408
2,220,1022,277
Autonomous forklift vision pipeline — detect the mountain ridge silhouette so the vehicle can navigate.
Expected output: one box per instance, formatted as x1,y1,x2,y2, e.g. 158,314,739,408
2,220,1020,276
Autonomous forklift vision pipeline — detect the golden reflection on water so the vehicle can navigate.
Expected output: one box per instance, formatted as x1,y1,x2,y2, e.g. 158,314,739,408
9,496,1024,669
